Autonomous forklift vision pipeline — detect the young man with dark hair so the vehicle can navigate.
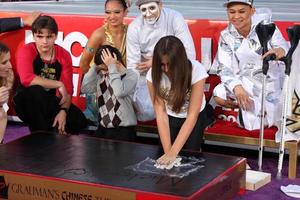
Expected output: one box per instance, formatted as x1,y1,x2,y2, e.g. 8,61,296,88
14,15,87,134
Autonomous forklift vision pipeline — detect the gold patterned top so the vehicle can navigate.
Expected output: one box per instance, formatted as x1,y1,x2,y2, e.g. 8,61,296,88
160,86,191,113
104,23,128,65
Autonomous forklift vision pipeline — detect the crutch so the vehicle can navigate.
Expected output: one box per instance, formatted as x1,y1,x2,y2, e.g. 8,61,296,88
277,25,300,179
255,22,276,171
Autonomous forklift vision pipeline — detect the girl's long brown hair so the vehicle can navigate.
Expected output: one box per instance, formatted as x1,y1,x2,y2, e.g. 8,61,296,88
152,36,192,113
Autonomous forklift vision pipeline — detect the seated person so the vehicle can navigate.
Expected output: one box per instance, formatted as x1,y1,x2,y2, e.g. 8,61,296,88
0,42,14,143
81,45,138,142
212,0,289,130
14,15,87,134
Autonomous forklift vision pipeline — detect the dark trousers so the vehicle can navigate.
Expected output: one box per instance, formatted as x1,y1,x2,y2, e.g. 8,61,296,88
13,85,87,133
96,125,136,142
169,107,207,151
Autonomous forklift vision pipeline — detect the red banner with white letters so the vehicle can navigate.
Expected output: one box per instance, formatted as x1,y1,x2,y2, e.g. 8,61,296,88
0,12,298,118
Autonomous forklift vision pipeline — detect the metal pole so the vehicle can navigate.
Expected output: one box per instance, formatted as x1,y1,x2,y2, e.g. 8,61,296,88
258,73,266,172
257,54,276,171
255,22,276,171
276,25,300,179
276,73,289,179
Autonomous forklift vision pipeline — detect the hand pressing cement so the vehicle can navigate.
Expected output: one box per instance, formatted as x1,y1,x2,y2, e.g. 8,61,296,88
154,157,182,170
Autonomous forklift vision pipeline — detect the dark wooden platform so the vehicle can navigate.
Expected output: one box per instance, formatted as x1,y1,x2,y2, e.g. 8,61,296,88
0,132,245,200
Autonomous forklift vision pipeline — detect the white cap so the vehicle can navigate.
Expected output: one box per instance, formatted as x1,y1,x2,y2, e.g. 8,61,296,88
224,0,253,7
136,0,160,7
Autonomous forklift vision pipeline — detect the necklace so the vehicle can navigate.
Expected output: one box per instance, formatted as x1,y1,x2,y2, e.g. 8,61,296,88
43,48,54,69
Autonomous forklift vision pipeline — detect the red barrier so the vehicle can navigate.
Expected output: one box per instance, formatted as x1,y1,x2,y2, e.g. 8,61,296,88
0,11,298,117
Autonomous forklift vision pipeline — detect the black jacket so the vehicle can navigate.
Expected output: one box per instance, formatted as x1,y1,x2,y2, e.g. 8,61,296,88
0,17,22,33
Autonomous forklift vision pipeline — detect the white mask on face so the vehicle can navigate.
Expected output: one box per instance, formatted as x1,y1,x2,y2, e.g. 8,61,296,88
139,2,160,25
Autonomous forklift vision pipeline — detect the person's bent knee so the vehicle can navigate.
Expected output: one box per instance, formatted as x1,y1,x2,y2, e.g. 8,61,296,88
26,85,45,94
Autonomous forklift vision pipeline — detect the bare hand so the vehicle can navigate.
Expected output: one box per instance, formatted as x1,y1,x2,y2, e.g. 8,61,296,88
52,111,67,135
233,85,252,111
156,151,177,166
23,12,41,27
0,87,9,106
214,96,238,109
137,58,152,74
263,47,285,60
101,48,118,67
